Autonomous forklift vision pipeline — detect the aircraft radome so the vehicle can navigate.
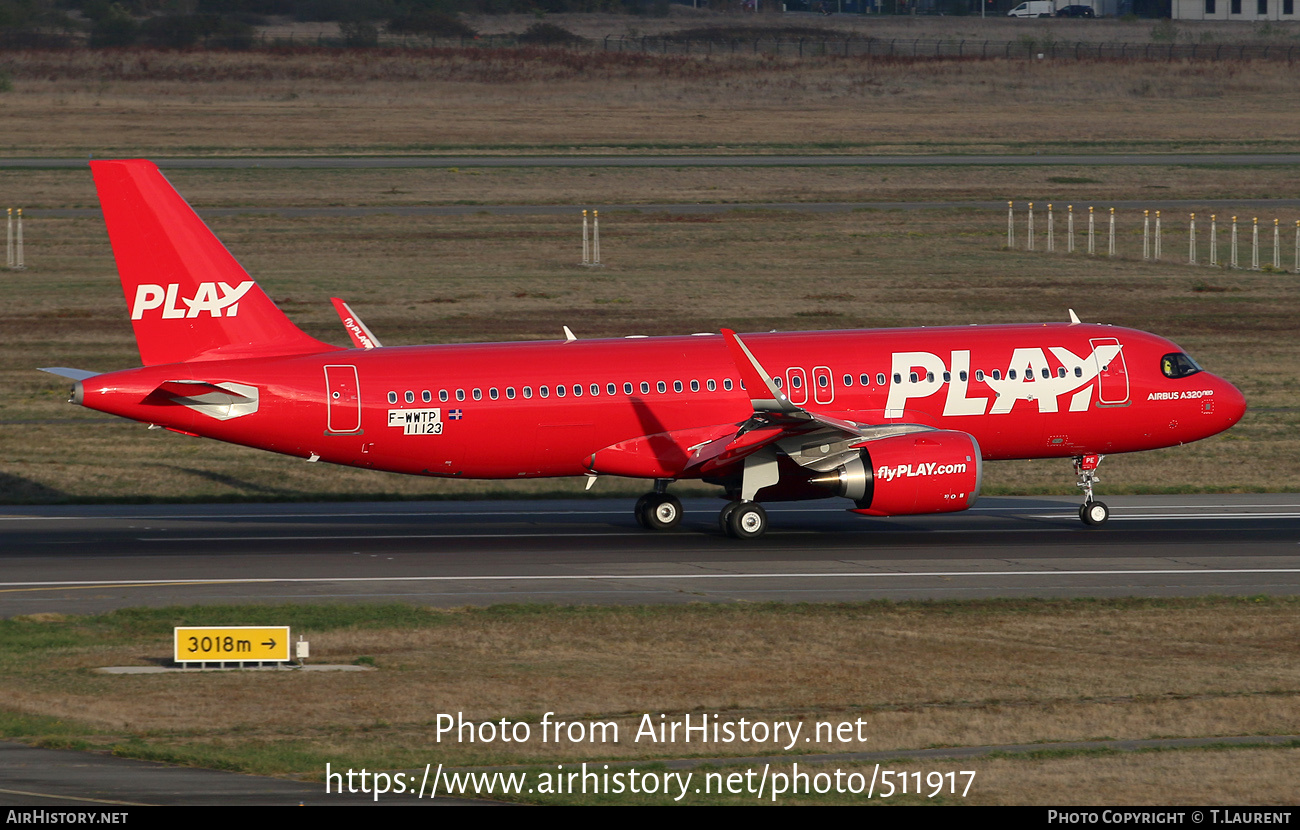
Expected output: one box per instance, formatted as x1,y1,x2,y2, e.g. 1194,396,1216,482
40,160,1247,539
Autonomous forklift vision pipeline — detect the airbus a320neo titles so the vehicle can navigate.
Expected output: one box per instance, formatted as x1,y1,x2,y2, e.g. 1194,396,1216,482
42,160,1247,538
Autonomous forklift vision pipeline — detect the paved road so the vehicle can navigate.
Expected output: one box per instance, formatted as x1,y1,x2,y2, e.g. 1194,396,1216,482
2,494,1298,615
5,154,1300,169
27,198,1300,220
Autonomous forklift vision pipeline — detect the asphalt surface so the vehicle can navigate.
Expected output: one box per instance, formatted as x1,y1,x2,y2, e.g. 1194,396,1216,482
6,154,1300,169
3,494,1299,615
4,494,1297,805
0,742,466,806
27,198,1300,220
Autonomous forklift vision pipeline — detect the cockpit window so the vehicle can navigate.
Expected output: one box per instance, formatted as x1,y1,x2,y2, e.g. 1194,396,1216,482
1161,352,1202,379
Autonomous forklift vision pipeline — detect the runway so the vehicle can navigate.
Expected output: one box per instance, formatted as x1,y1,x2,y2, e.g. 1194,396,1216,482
2,494,1298,615
6,154,1300,169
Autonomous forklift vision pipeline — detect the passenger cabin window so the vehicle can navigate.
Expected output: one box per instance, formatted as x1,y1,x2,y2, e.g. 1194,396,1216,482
555,385,565,398
387,391,397,404
1161,352,1203,379
1074,367,1083,378
606,383,616,395
843,374,853,386
523,386,533,399
673,381,683,393
690,380,700,392
860,374,870,386
440,390,449,402
624,382,633,395
657,381,666,393
507,387,516,399
707,379,716,391
640,382,650,394
422,390,431,403
405,391,415,403
489,388,499,400
975,370,985,382
456,389,465,401
723,379,733,391
473,388,482,401
540,386,550,398
876,373,886,386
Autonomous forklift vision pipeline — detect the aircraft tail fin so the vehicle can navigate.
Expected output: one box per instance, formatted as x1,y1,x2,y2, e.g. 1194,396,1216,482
90,159,337,365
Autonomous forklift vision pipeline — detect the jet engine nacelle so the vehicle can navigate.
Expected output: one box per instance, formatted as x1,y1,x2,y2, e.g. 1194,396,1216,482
808,430,983,517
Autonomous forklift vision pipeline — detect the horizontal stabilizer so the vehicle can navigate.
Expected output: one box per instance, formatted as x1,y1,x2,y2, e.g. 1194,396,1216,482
150,380,254,402
143,379,259,420
38,367,100,381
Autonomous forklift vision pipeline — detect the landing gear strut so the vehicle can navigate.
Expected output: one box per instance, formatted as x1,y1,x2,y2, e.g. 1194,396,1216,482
1074,454,1109,526
634,480,682,531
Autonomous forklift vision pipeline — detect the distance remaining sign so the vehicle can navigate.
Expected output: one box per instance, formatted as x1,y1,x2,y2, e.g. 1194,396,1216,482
174,626,290,663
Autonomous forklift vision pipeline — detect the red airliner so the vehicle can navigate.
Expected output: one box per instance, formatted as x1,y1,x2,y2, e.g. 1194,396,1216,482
42,160,1246,538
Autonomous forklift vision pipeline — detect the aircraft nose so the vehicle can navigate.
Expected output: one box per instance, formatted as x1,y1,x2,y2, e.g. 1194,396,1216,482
1216,376,1247,428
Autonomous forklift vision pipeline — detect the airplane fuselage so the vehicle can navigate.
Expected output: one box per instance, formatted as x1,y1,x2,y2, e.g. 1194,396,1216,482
74,323,1245,485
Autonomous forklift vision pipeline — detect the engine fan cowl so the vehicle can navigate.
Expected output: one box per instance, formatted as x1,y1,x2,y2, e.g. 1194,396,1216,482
838,430,982,517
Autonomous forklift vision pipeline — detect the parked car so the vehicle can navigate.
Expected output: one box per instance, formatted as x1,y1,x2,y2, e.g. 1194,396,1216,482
1056,4,1096,15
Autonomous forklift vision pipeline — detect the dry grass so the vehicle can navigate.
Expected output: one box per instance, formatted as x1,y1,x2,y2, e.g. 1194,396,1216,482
1,50,1299,155
11,164,1300,209
2,598,1298,804
467,10,1300,46
4,203,1297,501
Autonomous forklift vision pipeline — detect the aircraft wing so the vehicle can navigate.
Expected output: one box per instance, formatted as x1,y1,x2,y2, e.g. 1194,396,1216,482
589,329,936,482
681,330,935,477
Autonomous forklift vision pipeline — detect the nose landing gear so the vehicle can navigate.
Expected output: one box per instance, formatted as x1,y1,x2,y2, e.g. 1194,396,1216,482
1074,454,1109,526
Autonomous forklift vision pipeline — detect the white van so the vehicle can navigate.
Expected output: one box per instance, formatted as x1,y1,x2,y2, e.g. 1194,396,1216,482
1007,1,1055,16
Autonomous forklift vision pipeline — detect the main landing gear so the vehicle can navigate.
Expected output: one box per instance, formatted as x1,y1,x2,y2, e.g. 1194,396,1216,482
633,482,770,539
718,500,767,540
634,480,682,531
1073,454,1110,527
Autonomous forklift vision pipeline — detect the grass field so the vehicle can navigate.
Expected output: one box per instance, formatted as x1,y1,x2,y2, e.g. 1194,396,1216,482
2,599,1297,805
2,49,1300,156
